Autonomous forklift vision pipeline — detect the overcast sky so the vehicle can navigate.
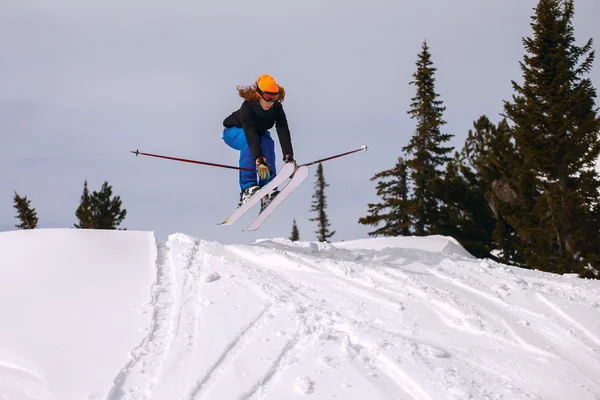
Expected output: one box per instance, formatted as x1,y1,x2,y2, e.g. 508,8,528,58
1,0,599,244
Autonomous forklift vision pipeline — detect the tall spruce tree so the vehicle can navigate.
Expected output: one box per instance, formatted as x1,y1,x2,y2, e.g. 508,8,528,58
75,180,127,229
403,40,454,235
290,218,300,241
502,0,600,275
13,191,39,229
309,163,335,242
358,156,411,236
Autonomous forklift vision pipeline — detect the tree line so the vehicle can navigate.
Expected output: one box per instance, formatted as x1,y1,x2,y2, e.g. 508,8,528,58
296,0,600,281
12,180,127,230
354,0,599,279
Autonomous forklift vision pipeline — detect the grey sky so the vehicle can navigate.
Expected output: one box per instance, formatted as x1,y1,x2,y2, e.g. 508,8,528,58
1,0,599,244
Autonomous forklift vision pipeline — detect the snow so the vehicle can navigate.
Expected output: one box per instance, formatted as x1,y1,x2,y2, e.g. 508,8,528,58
1,229,599,400
0,229,156,400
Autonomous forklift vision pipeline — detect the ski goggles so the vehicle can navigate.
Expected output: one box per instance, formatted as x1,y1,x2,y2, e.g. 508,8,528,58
257,88,279,102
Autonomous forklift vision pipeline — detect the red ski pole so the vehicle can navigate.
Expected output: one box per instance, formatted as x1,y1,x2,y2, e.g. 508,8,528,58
300,145,368,167
131,144,367,171
130,149,254,171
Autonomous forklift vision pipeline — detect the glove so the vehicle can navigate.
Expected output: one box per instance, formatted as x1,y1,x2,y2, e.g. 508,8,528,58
255,157,271,181
283,153,297,168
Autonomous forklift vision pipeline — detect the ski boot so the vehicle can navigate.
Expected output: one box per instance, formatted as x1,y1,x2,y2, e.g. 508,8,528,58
260,189,280,213
238,185,260,208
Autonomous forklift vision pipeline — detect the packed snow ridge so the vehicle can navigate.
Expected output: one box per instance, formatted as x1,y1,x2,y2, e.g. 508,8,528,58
1,229,599,400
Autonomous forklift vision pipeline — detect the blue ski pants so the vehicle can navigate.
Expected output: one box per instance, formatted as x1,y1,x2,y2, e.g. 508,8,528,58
222,127,277,191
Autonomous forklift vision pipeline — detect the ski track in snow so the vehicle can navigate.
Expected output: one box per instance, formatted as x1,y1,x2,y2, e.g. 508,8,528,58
106,235,600,400
106,238,184,400
246,240,600,399
188,303,273,398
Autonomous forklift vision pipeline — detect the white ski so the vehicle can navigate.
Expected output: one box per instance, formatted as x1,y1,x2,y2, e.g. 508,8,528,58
218,162,296,226
243,165,310,231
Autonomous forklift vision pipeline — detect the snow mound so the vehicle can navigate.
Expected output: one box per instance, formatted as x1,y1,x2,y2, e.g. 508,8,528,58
0,229,156,400
1,229,599,400
201,271,220,283
335,235,476,258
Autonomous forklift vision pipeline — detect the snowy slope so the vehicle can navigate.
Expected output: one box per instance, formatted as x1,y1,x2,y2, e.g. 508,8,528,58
0,229,157,400
1,230,599,400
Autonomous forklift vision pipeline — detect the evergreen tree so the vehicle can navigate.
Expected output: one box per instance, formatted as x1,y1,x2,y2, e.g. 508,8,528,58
92,181,127,229
13,191,38,229
309,163,335,242
466,117,524,265
290,218,300,241
358,156,411,236
502,0,600,275
430,152,497,259
403,40,454,235
432,116,518,260
74,180,94,229
75,180,127,229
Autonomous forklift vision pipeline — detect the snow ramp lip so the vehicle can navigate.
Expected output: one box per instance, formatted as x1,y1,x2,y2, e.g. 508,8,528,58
332,235,476,259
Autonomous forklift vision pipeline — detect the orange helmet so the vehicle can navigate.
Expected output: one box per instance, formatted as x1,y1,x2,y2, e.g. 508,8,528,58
256,74,279,94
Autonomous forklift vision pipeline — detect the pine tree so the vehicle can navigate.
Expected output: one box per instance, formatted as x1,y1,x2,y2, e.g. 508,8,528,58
74,180,127,229
13,191,38,229
502,0,600,275
358,156,411,236
92,181,127,229
466,117,524,265
403,40,454,235
74,181,94,228
309,163,335,242
290,218,300,241
431,116,518,260
430,152,497,259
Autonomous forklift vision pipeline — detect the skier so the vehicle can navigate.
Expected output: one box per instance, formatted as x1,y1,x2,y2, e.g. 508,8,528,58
222,74,296,210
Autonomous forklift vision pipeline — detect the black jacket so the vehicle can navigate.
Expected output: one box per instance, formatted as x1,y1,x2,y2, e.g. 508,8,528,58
223,100,293,161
